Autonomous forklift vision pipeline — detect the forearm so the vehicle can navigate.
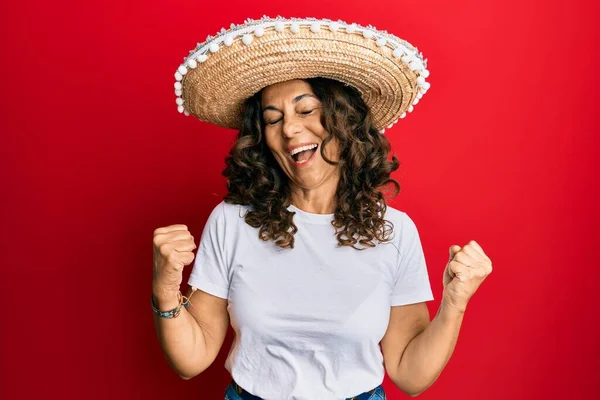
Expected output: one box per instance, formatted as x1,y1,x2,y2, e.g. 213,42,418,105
394,301,465,396
152,290,207,379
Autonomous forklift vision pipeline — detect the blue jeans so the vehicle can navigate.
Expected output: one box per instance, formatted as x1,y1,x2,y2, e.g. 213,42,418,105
224,379,386,400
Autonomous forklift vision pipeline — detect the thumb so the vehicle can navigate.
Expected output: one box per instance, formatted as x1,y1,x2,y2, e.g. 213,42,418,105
449,245,461,261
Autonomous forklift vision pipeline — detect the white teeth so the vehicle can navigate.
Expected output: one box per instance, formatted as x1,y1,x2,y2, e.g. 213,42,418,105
289,143,317,156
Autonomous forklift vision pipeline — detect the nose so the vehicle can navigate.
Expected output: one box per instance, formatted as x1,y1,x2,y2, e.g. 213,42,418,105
281,114,303,138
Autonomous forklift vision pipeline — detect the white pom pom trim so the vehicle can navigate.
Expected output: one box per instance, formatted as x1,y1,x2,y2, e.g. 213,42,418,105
242,34,253,45
176,16,431,123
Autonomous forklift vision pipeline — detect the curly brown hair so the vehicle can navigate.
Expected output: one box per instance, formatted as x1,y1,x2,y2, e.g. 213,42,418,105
222,77,402,250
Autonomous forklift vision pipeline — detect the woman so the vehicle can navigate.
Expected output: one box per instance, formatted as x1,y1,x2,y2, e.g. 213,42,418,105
152,16,493,400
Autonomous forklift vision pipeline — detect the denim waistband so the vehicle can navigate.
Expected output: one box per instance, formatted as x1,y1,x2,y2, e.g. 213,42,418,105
224,379,386,400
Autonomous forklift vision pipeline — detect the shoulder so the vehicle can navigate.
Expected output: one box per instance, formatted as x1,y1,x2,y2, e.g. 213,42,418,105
383,204,419,242
206,200,251,224
383,204,411,229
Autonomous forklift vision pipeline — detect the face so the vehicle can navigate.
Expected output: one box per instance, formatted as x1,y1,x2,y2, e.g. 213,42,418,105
261,79,341,191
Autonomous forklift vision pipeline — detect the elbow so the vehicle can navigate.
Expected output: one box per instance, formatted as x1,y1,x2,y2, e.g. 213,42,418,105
176,361,210,380
407,387,429,397
398,383,425,397
409,391,423,397
392,376,426,397
177,368,201,380
173,361,205,380
391,376,424,397
390,367,431,397
393,384,424,397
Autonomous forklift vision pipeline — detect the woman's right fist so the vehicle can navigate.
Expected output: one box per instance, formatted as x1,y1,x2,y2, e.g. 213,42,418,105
152,224,196,297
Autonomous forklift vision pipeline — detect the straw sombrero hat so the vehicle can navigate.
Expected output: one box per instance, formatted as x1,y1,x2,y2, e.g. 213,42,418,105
174,16,431,133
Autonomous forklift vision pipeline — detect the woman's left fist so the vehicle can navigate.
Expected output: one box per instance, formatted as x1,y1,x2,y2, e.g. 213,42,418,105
442,240,493,312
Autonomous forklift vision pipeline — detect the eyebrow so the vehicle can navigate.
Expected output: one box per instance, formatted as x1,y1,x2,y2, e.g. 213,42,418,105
262,93,318,113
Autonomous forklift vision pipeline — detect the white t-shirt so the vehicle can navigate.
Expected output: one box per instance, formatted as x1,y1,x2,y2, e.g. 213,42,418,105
188,201,434,400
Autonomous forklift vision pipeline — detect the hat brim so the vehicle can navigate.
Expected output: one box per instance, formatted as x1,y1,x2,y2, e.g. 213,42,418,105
179,20,429,131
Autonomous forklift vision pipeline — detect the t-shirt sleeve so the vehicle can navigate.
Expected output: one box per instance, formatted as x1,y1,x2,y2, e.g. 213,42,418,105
391,212,435,306
187,201,230,299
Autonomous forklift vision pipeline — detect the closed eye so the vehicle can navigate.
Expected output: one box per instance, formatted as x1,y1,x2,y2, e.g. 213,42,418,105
266,109,315,125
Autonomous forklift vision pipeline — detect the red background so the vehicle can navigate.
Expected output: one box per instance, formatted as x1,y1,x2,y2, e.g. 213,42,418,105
2,0,599,399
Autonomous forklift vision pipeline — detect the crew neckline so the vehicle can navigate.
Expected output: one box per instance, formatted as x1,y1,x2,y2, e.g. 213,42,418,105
287,204,334,225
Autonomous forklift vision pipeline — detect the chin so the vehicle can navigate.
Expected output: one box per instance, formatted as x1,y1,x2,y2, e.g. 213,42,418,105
291,171,330,187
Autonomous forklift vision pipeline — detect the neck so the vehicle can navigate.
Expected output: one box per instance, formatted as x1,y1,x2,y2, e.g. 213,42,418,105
288,176,339,214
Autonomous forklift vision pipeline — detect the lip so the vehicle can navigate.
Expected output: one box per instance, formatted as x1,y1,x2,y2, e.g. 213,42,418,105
288,143,319,169
287,142,318,154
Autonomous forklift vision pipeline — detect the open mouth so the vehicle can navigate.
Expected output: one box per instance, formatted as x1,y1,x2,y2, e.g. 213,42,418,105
290,143,318,164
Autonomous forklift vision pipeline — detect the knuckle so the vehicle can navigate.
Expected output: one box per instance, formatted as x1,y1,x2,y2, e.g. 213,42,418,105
454,252,467,263
153,226,166,236
159,243,171,257
153,233,165,244
166,251,179,263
